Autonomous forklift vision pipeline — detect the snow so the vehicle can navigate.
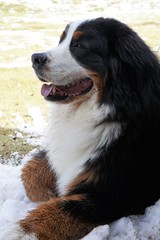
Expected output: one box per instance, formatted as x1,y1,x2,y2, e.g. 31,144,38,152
0,163,36,237
0,161,160,240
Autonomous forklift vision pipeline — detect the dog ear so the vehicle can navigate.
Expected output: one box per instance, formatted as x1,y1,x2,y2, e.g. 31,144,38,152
104,21,160,121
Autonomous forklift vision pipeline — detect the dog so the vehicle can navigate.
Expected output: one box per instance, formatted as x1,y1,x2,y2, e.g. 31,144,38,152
4,17,160,240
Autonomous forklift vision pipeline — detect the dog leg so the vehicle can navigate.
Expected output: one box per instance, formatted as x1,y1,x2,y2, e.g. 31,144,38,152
21,151,56,202
4,195,95,240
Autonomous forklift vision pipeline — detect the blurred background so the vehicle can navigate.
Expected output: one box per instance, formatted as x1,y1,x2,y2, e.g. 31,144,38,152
0,0,160,164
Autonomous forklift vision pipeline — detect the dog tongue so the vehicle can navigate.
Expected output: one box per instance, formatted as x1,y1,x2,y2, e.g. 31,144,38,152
41,84,54,97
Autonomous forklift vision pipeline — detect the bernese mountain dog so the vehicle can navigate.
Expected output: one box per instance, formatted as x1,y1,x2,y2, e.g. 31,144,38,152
5,17,160,240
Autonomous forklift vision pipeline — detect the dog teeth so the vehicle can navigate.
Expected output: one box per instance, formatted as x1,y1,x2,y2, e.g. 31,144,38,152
52,87,56,94
63,78,89,90
68,93,80,97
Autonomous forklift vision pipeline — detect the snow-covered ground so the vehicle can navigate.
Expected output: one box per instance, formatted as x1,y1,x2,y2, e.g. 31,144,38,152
1,151,160,239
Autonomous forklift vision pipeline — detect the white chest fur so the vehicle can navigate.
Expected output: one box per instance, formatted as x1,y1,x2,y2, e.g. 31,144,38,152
46,95,121,195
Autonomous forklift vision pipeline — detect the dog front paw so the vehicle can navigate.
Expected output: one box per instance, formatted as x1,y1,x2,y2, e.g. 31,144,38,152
1,224,38,240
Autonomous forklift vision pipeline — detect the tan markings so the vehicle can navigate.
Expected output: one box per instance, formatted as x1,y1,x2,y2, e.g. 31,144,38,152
87,71,105,102
20,196,95,240
71,87,96,109
61,194,86,202
67,169,100,194
73,31,84,40
72,71,104,109
21,158,56,202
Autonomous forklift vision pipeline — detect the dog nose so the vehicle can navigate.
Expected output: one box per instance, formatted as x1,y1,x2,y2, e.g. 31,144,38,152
31,53,48,69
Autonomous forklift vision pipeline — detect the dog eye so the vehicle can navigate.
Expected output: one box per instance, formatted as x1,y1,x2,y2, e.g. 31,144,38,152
73,43,81,48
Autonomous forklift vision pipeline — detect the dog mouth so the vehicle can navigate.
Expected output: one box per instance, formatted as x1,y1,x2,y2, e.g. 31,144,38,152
41,77,93,102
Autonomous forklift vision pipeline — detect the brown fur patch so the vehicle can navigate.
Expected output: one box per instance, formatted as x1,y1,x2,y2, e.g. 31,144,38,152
21,158,56,202
61,194,86,202
67,169,100,194
20,196,95,240
87,71,105,102
72,31,84,40
72,71,104,109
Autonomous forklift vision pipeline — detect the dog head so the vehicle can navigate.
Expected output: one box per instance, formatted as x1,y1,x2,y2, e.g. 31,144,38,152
32,18,160,120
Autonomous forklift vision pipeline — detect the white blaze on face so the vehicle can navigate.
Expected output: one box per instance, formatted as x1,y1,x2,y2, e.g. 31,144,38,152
44,20,87,86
